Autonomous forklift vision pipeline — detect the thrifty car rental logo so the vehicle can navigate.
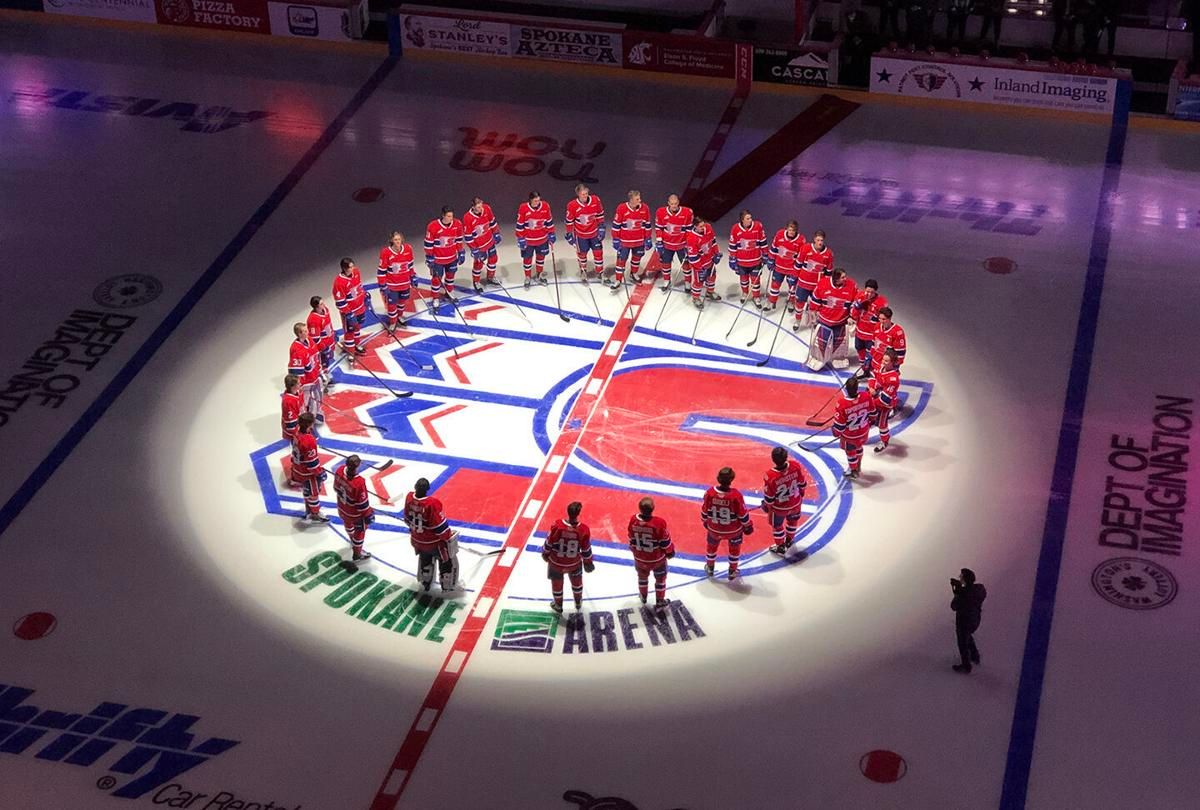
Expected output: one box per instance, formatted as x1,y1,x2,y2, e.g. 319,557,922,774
0,684,238,799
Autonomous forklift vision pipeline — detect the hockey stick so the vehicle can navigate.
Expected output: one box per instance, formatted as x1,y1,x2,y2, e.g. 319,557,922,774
803,368,869,425
422,294,462,359
746,308,766,347
578,270,604,324
724,291,751,339
321,449,394,470
385,326,435,371
461,545,505,557
792,435,841,451
755,302,792,368
652,270,675,331
549,243,571,323
349,356,413,398
491,280,533,325
444,295,476,337
325,406,389,432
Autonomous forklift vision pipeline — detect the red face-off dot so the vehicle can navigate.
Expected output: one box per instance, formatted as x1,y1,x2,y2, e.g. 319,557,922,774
13,612,57,640
352,187,385,203
860,749,907,783
982,256,1017,274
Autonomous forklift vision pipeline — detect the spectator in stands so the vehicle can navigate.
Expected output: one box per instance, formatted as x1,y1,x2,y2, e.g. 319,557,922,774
841,2,878,87
907,0,934,47
978,0,1005,47
879,0,907,41
1080,0,1103,56
946,0,974,46
1052,0,1078,53
1099,0,1119,57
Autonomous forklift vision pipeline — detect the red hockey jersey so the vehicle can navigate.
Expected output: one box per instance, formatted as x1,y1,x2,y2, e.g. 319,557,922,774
516,201,554,246
797,244,834,290
870,367,901,411
404,492,451,552
613,202,652,248
281,391,302,440
769,229,808,275
762,459,807,515
686,223,720,269
293,432,322,480
543,519,594,572
627,513,673,567
701,486,752,539
332,268,367,317
834,391,876,443
654,205,694,251
851,290,889,339
334,467,373,523
728,221,767,268
463,205,500,252
424,218,465,265
566,195,604,239
288,338,320,386
382,244,414,293
869,322,907,368
811,275,858,328
306,307,334,352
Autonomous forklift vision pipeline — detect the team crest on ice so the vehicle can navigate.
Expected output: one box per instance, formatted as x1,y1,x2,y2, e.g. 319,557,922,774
251,284,932,603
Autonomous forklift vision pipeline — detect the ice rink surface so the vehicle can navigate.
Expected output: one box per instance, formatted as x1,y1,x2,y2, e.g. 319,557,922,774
1,13,1197,810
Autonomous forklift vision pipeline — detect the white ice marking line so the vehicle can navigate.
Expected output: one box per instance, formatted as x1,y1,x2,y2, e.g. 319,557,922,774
499,547,518,568
585,377,602,395
472,596,494,619
384,770,406,796
415,708,439,733
604,341,623,356
522,499,542,519
445,650,468,674
546,454,566,473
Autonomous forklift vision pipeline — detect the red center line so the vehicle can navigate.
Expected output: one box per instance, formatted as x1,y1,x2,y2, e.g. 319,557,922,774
369,72,752,810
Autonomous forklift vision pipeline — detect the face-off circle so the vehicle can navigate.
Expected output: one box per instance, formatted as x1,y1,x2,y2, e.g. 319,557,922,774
860,749,907,783
13,612,58,640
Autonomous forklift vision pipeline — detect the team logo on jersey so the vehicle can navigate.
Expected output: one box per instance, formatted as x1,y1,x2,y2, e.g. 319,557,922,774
1091,557,1178,610
250,285,933,604
92,273,163,309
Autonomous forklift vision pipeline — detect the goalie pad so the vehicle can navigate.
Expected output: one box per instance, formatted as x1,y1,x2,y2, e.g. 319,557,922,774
439,531,461,591
417,554,435,590
805,323,848,371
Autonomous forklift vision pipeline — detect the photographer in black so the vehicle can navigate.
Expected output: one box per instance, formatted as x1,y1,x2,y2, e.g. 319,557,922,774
950,568,987,673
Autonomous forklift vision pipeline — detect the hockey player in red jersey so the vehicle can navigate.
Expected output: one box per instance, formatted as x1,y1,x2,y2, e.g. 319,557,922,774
404,477,460,592
378,232,415,330
565,184,606,285
867,307,907,372
764,220,808,313
612,190,653,289
794,229,834,326
833,376,876,479
424,206,466,302
463,197,502,292
294,413,330,523
281,374,302,488
763,446,807,555
515,191,555,290
542,501,594,614
289,322,323,425
850,280,888,366
334,454,374,563
701,467,754,580
628,496,675,610
654,193,693,292
869,348,902,453
306,295,336,389
728,209,768,307
332,258,368,356
685,215,722,309
804,268,859,371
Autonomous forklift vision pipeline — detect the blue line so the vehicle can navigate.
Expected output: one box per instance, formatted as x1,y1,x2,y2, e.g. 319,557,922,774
999,80,1131,810
0,56,399,540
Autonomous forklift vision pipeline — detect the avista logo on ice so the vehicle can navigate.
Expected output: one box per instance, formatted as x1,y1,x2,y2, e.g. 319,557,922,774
0,683,238,799
8,87,272,134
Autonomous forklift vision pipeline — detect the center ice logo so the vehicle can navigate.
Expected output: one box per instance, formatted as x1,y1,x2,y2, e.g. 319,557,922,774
250,290,932,601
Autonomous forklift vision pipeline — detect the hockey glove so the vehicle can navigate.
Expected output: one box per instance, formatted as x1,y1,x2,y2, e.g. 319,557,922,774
565,231,575,246
517,237,528,252
425,259,436,273
715,251,723,265
457,251,466,265
493,232,502,245
728,255,738,271
643,237,653,252
743,522,754,535
365,512,375,525
472,249,487,262
584,560,595,573
597,224,607,241
666,548,676,559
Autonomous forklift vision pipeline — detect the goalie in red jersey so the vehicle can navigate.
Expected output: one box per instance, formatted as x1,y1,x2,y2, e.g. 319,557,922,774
701,467,754,580
542,501,594,615
404,477,460,592
627,496,674,611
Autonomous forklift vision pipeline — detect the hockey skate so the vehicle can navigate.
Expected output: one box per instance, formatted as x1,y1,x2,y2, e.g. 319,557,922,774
874,442,888,453
300,512,330,524
752,296,763,310
693,297,704,310
523,278,532,290
654,598,671,612
549,601,564,615
727,568,740,581
473,282,484,293
608,279,622,293
704,562,715,576
762,300,776,313
706,291,721,301
536,273,549,286
484,276,501,287
843,468,860,479
352,551,373,563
